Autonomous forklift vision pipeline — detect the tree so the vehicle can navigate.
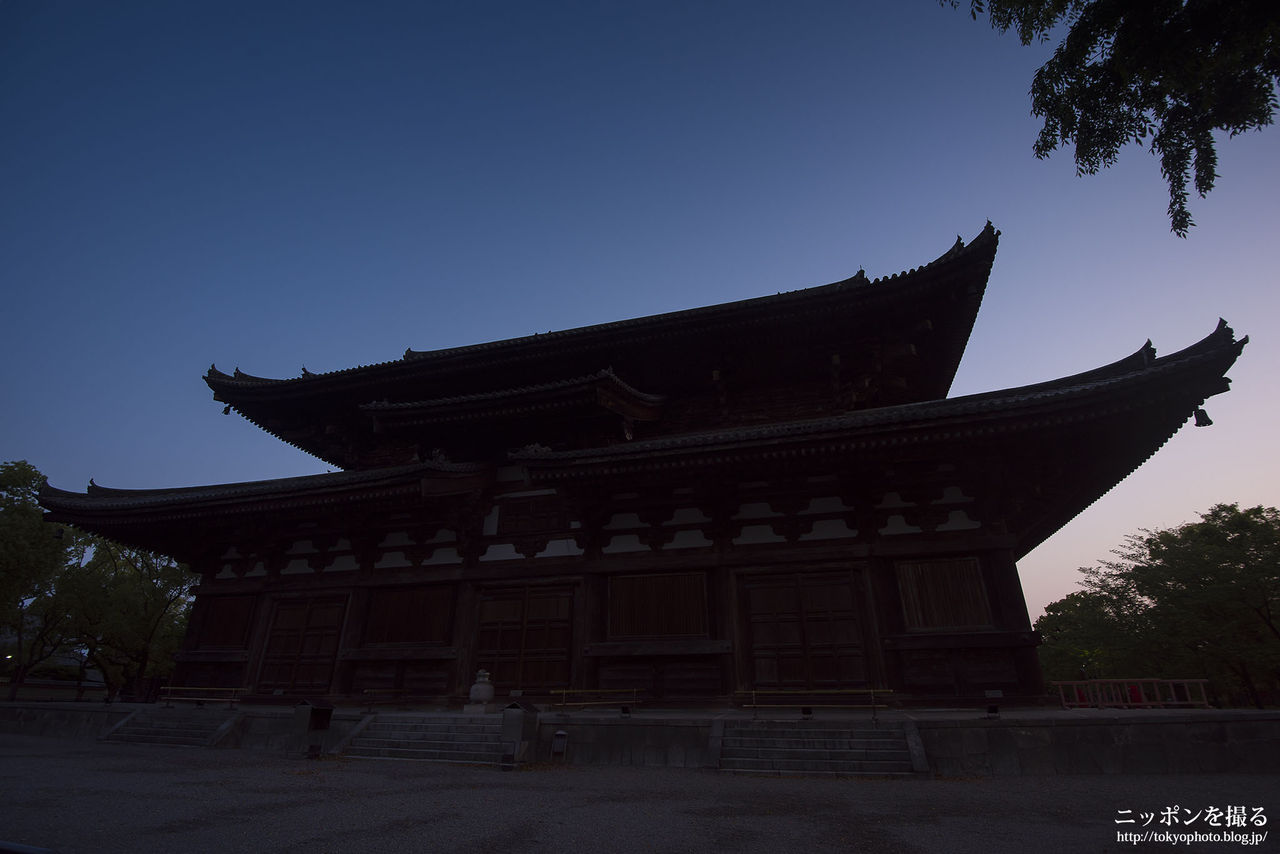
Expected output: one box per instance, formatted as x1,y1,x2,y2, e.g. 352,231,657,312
0,461,72,699
946,1,1280,236
1,460,193,700
1037,503,1280,706
0,461,64,620
1035,590,1131,680
60,539,191,699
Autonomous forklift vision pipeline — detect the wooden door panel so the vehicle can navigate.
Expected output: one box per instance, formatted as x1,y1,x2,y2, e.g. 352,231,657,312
476,585,573,691
744,571,868,689
258,596,346,694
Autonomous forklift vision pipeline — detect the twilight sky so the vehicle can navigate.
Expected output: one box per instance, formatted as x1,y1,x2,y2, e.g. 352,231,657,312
2,1,1276,618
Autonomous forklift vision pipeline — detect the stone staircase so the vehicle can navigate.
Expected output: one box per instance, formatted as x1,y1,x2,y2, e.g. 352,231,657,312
343,714,507,765
102,706,237,747
719,720,917,776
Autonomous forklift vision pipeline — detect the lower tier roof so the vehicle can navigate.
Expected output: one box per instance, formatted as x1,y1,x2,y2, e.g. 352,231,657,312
41,320,1245,563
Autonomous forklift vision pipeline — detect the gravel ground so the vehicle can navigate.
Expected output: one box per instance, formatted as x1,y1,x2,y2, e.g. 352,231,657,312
1,734,1275,854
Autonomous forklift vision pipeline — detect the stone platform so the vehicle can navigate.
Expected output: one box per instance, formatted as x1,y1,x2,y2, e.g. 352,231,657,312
2,701,1277,776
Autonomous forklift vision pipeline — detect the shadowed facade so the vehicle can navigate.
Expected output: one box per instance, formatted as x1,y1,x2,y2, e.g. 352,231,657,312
41,224,1246,705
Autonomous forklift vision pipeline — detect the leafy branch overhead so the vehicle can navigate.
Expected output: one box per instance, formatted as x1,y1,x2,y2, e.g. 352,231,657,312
947,1,1279,236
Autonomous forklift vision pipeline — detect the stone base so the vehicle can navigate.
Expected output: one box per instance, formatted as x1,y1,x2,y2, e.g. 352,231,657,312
463,703,498,715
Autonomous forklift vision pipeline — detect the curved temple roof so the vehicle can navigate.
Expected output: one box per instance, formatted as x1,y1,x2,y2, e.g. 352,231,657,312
40,459,486,516
206,223,998,396
360,368,666,425
42,319,1245,565
511,320,1245,471
202,225,1000,468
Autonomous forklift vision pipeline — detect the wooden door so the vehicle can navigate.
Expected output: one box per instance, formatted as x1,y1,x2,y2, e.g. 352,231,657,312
744,570,868,688
257,596,347,694
476,585,573,691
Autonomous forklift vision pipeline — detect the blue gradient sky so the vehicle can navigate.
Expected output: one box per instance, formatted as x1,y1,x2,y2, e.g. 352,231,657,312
3,2,1276,618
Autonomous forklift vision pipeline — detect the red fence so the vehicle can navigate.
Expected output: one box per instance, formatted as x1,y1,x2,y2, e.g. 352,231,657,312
1051,678,1210,709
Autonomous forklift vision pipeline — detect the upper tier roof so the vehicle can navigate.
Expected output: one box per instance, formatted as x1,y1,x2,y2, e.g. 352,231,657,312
512,320,1245,472
360,368,665,425
204,224,999,468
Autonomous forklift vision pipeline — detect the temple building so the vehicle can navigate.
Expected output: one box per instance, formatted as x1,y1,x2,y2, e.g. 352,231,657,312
41,224,1246,705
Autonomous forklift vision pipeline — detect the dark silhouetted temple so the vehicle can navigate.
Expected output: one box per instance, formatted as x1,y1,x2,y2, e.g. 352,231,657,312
42,224,1246,705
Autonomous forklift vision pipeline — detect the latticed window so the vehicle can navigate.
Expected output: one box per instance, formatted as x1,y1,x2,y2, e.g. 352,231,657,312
896,557,992,630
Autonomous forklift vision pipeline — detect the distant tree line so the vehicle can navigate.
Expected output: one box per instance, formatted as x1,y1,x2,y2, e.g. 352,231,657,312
1035,504,1280,707
0,460,191,701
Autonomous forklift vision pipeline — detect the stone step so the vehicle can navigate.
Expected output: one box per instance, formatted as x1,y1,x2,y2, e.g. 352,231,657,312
350,737,505,752
344,746,504,764
727,721,899,728
116,720,223,732
373,714,499,725
102,710,235,747
364,716,500,726
362,722,502,736
360,730,502,742
722,736,905,750
732,727,901,732
721,746,911,762
718,722,915,776
118,715,225,728
107,733,209,746
719,756,914,775
720,767,916,778
724,726,896,739
342,713,508,765
149,706,232,713
113,728,217,741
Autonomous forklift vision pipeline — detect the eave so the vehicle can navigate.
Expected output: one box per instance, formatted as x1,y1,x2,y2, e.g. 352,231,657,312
39,460,491,560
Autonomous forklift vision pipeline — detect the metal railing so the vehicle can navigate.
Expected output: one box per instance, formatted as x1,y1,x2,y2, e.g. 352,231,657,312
361,687,409,713
737,687,893,722
159,685,242,709
551,687,641,709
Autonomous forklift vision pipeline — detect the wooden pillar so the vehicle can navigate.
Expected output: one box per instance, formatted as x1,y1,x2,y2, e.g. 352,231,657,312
334,587,370,696
571,575,593,689
865,556,904,690
241,586,275,694
451,581,480,701
983,549,1033,631
710,563,736,696
728,566,753,694
580,571,606,689
856,560,887,688
992,551,1044,695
